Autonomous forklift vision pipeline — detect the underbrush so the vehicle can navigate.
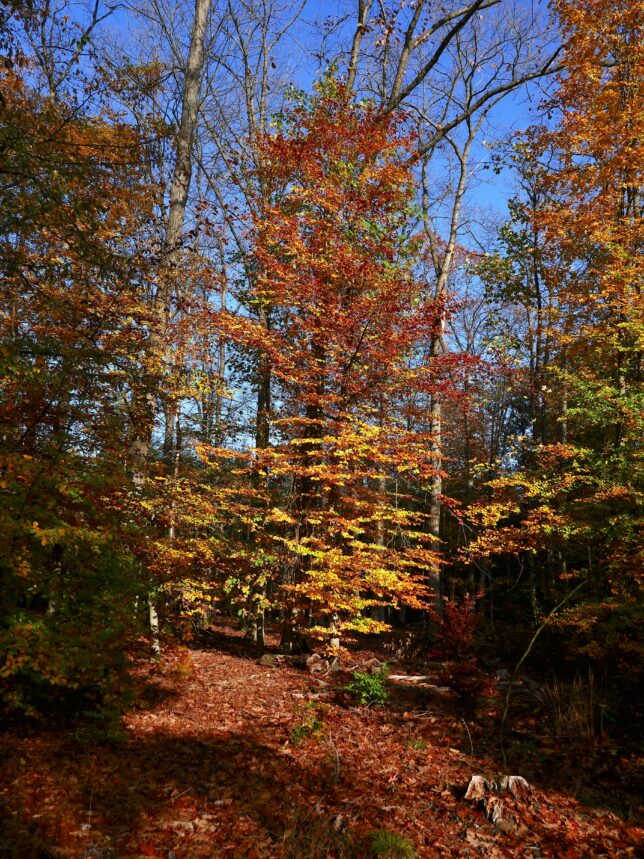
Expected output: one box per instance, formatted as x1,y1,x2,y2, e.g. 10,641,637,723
282,809,417,859
347,664,390,707
535,670,607,739
0,620,138,742
282,811,356,859
291,701,324,743
431,595,496,716
369,829,417,858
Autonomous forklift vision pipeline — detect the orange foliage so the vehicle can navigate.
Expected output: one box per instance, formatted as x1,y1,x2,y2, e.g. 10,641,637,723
163,81,451,640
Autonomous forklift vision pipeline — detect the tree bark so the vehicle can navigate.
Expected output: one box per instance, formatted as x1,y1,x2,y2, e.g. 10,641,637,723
134,0,211,653
424,134,472,614
346,0,373,94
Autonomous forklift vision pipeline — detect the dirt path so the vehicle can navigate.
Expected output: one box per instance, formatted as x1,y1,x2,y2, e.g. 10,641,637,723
1,623,641,857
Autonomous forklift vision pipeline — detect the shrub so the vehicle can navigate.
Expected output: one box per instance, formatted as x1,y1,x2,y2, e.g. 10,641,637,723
291,702,324,743
431,595,493,715
347,664,389,707
0,543,142,728
432,593,481,660
438,658,494,717
283,807,355,858
369,829,417,858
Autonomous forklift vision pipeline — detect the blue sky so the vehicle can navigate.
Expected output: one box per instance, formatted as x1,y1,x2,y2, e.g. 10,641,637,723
105,0,553,233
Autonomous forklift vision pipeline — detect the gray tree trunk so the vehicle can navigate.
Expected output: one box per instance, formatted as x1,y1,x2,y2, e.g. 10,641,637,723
139,0,211,655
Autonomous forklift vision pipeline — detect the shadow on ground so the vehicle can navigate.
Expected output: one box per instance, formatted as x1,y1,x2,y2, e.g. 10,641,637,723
0,724,369,858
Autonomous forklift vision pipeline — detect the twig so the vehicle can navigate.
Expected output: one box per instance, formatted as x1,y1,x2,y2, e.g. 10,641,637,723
461,717,474,758
152,786,193,807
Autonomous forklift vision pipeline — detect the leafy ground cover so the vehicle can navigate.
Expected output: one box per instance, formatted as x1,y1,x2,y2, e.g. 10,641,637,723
1,620,641,858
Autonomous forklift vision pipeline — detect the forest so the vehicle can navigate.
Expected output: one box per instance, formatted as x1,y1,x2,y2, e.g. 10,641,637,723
0,0,642,855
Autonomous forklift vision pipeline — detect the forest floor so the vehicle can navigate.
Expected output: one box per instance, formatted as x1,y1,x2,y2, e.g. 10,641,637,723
1,619,642,858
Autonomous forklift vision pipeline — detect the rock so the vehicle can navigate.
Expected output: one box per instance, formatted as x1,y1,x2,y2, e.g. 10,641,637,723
259,654,280,667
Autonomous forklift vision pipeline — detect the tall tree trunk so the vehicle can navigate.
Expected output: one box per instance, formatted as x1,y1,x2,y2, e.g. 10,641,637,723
370,396,387,622
370,471,387,623
161,0,211,460
214,275,227,445
255,307,272,451
280,345,325,653
244,304,272,650
164,0,210,265
428,337,443,609
134,0,211,654
559,351,568,443
423,135,471,614
346,0,373,94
